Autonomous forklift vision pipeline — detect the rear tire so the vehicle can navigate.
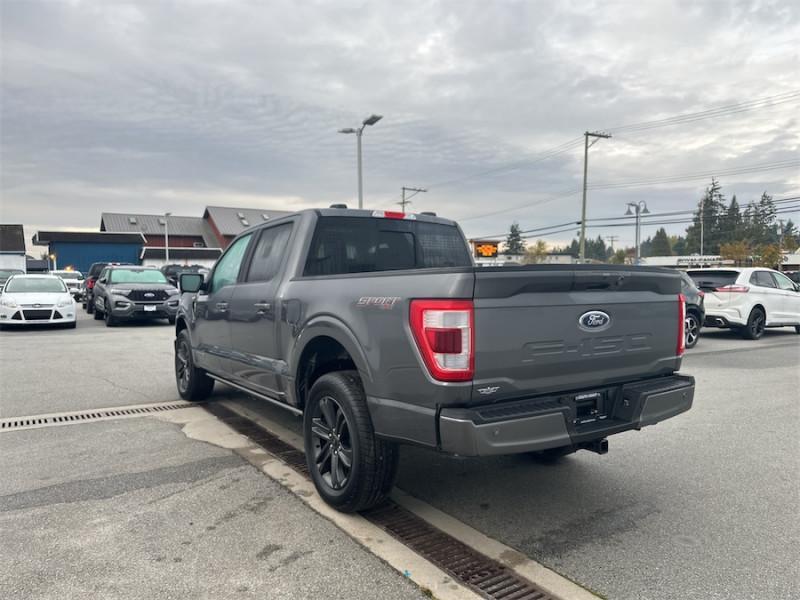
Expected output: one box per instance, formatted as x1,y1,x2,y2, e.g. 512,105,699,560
86,299,94,314
740,307,766,340
685,312,701,349
175,330,214,401
304,371,398,513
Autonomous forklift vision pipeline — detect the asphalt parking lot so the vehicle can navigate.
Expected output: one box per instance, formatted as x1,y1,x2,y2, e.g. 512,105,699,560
1,310,799,599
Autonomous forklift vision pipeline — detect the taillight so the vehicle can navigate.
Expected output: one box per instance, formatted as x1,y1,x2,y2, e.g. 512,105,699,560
715,285,749,293
677,293,686,356
410,299,474,382
87,279,95,289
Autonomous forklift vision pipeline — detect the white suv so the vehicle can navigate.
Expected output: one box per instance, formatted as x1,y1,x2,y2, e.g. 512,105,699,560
687,268,800,340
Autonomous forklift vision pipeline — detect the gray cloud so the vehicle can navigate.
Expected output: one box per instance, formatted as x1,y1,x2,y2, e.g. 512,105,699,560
1,0,798,250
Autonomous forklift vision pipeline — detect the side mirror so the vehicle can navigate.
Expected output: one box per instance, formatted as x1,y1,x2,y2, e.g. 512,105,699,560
180,272,205,293
98,277,107,284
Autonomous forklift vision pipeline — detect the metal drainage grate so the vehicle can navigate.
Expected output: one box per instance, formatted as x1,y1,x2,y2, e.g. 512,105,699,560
0,402,195,432
203,402,556,600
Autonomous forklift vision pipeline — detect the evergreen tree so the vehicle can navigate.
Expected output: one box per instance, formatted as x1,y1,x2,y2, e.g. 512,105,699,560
671,236,687,255
651,228,672,255
685,178,727,254
504,222,526,255
722,195,743,244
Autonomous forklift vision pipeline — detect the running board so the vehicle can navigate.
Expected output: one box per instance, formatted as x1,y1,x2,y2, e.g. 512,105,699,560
207,374,303,416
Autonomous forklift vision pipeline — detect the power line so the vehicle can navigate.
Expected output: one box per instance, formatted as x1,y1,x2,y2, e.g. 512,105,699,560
604,90,800,134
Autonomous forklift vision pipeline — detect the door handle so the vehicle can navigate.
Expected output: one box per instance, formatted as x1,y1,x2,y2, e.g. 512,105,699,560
254,302,272,312
216,302,229,311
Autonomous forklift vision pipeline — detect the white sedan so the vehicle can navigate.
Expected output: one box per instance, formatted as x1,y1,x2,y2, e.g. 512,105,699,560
687,267,800,340
0,274,77,329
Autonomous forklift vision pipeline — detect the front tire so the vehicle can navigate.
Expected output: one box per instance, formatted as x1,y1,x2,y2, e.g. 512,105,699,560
104,307,117,327
175,330,214,401
740,307,766,340
93,300,103,320
304,371,398,513
685,312,701,349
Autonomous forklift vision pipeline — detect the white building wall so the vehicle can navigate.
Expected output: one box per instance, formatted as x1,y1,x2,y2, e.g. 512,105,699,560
0,254,26,272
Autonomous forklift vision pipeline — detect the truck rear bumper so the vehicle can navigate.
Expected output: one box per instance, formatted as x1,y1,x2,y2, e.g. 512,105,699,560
438,375,695,457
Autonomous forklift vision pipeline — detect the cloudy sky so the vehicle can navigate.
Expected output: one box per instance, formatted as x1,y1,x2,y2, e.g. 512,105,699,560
1,0,798,251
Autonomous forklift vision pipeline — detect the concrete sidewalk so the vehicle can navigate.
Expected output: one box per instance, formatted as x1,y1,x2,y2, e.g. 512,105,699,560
0,416,426,600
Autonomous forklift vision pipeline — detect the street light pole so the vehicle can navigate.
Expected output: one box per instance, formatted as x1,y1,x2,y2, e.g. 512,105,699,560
579,131,612,263
339,114,383,210
625,201,650,265
164,212,172,265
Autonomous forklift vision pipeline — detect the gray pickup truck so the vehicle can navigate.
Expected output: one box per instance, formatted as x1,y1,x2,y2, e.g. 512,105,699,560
175,208,694,512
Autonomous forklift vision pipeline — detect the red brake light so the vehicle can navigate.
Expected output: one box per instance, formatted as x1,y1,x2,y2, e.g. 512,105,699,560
87,279,95,289
410,299,474,382
677,293,686,357
715,285,749,293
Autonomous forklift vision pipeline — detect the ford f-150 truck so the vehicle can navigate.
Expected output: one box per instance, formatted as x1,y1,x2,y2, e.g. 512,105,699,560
174,208,694,512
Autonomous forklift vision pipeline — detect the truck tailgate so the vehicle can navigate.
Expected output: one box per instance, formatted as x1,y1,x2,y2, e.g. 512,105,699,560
472,266,682,402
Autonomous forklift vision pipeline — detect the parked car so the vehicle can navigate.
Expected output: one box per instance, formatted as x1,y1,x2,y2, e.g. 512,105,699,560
52,270,84,301
174,207,695,513
0,269,24,293
92,265,180,326
679,271,705,349
687,267,800,339
786,271,800,284
83,262,131,313
0,274,76,329
160,264,209,287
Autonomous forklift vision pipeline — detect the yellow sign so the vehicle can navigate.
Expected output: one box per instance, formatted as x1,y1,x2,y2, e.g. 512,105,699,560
473,241,499,258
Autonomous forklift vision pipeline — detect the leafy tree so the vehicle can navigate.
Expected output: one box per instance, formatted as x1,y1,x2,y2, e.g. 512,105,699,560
720,241,751,267
524,240,549,264
650,228,672,256
755,244,782,269
610,249,628,264
504,222,526,255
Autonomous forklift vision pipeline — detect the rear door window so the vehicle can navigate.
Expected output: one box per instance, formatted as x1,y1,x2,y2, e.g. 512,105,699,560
750,271,776,288
304,217,470,276
687,270,740,291
246,224,293,282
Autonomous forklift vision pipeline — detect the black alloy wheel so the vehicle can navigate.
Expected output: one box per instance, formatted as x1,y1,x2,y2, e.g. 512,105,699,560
310,396,354,491
303,371,398,513
741,307,766,340
685,312,700,349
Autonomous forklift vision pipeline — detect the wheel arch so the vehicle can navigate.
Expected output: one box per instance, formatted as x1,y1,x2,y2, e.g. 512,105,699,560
291,318,372,411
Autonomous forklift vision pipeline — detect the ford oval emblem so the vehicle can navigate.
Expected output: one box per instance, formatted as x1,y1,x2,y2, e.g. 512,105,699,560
144,292,155,298
579,310,611,332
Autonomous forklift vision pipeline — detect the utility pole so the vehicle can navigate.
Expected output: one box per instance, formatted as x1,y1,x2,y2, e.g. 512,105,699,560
400,187,426,212
777,219,785,272
606,235,619,250
579,131,612,263
699,195,704,256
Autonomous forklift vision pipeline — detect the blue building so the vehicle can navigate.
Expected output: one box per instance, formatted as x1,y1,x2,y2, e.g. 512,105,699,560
32,231,145,274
